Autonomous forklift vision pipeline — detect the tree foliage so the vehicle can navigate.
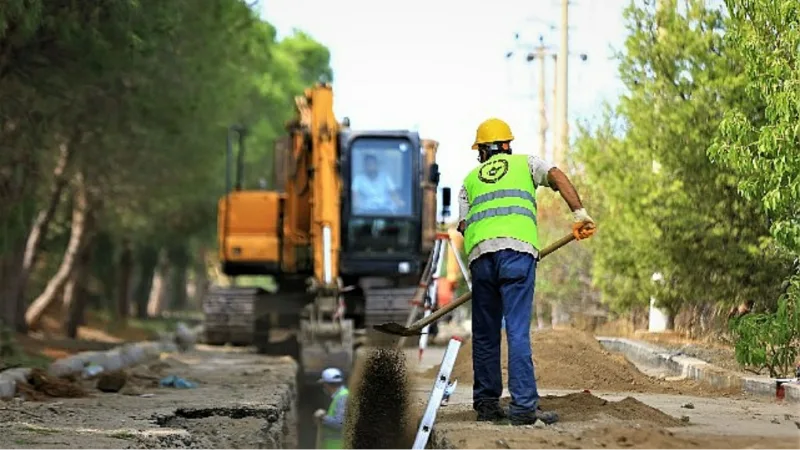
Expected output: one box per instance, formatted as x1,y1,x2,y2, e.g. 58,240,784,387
572,0,793,322
0,1,331,330
712,0,800,254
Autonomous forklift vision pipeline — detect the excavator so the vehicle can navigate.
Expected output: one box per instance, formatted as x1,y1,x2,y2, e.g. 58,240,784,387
203,83,441,383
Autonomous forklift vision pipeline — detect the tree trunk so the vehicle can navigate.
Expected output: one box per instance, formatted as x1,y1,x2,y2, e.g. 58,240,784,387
116,239,133,322
170,265,188,310
63,238,93,338
133,245,158,319
535,298,552,329
14,140,73,319
665,310,676,331
191,246,209,310
168,244,189,310
89,231,115,311
146,249,169,317
25,173,88,329
0,248,25,330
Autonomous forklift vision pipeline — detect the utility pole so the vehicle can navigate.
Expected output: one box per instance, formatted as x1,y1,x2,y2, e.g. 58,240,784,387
555,0,569,171
552,53,558,163
525,35,553,161
507,32,556,161
536,43,547,160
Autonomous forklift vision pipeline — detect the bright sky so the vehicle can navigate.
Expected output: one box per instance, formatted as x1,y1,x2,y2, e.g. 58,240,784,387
261,0,630,192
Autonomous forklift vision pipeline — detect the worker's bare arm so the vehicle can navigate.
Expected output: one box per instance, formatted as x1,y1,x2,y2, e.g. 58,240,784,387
546,167,584,211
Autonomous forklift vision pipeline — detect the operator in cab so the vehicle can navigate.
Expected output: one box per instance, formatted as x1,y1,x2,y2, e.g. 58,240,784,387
313,367,350,449
457,118,596,426
351,154,405,214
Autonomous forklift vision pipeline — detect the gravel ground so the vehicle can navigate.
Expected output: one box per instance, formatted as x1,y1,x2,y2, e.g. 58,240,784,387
0,345,298,449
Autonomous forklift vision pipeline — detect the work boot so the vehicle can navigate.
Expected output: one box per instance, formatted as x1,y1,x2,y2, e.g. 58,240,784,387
510,408,559,426
474,402,507,422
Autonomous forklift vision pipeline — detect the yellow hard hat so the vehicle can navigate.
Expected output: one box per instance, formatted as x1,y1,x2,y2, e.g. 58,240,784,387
471,118,514,150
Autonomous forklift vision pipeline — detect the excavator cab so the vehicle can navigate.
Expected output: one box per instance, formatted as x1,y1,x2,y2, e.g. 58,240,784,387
340,130,425,276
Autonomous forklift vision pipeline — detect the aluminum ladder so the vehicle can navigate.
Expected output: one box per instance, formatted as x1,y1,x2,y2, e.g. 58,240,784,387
412,337,462,450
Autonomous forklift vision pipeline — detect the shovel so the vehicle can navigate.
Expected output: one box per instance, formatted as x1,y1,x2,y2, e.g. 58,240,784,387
373,232,577,337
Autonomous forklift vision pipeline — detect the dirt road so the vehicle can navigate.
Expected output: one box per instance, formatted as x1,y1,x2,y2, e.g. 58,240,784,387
0,345,299,449
408,331,800,449
413,385,800,449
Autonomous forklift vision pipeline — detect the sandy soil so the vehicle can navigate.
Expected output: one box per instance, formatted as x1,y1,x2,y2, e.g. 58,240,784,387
414,386,800,449
0,346,298,449
424,329,739,397
411,327,799,449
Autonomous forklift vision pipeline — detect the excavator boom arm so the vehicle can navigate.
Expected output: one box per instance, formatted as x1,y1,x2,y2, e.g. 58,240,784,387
308,86,341,288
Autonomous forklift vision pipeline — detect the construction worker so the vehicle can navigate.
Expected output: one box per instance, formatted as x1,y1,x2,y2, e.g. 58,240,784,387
457,118,596,426
313,367,350,449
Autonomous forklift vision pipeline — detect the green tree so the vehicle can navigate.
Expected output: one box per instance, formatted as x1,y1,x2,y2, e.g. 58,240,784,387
712,0,799,267
0,1,333,332
573,0,793,327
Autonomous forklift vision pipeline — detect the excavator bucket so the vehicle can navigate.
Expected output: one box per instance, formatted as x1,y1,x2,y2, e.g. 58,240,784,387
298,319,355,384
372,322,422,337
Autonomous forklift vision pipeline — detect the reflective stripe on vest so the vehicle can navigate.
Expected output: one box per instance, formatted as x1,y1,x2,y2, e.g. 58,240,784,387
462,154,540,256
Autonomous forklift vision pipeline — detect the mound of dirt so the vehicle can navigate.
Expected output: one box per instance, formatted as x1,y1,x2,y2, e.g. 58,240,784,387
537,392,684,426
24,368,87,398
439,392,685,427
429,328,724,395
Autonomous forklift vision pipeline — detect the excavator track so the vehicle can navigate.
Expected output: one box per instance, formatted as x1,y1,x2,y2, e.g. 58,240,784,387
203,285,261,346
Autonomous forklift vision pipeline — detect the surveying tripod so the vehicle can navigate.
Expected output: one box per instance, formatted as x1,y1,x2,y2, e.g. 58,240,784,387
398,187,471,352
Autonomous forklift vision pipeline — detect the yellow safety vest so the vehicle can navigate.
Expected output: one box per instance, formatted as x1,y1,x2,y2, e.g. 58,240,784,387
463,153,539,256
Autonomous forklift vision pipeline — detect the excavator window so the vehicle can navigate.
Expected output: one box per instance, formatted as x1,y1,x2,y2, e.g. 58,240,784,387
349,138,414,217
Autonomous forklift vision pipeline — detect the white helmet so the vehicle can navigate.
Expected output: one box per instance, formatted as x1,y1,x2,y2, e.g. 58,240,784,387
318,367,344,384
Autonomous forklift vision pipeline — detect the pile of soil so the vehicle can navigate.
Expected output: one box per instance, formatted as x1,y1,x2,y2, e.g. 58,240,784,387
20,368,87,399
345,348,416,449
429,328,723,395
439,392,685,427
537,392,685,426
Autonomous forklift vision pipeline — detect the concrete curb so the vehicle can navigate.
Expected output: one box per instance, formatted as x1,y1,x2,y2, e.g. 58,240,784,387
0,323,200,400
596,336,800,404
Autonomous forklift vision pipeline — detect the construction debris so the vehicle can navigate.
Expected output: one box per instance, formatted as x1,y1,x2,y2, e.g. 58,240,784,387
25,368,87,398
97,370,128,393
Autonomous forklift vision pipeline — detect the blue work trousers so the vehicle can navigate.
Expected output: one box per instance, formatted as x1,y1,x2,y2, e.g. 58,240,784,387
470,249,538,415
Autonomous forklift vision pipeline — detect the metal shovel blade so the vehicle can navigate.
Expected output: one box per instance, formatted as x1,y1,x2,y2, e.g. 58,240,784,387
372,322,422,336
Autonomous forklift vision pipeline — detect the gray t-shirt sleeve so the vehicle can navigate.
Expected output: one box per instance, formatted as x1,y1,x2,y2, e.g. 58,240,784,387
527,155,556,188
457,185,469,222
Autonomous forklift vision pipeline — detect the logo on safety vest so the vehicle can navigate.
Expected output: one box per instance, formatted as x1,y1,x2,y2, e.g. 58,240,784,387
478,159,509,184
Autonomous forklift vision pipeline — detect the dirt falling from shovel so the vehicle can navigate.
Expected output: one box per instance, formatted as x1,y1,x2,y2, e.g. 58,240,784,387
345,348,416,449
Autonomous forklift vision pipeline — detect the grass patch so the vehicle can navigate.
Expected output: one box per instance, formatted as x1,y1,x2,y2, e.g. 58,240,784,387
21,424,59,435
85,311,195,341
1,327,54,370
108,430,138,440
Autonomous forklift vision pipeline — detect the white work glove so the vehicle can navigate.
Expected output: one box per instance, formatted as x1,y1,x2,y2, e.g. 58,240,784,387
572,208,596,240
313,409,326,421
